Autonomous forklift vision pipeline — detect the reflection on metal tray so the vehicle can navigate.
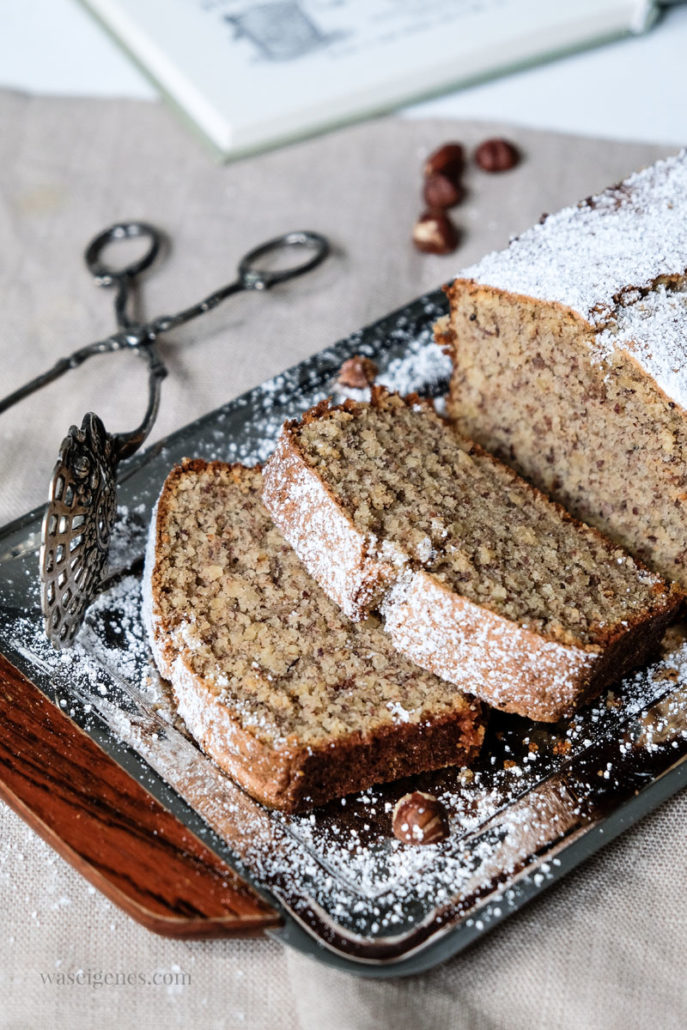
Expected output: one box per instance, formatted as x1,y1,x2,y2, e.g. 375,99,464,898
0,287,686,976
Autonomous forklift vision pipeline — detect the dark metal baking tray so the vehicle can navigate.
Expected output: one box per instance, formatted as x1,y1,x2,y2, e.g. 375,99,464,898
1,288,685,976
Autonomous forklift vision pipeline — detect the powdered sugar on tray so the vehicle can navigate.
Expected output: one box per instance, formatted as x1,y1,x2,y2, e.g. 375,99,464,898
5,499,687,951
1,283,687,960
10,553,687,943
333,321,452,405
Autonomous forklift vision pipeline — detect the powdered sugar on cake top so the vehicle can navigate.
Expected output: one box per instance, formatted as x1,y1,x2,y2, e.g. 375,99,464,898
595,282,687,410
459,150,687,407
460,150,687,322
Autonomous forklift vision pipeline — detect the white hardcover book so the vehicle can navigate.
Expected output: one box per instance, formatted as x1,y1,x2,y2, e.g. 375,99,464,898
79,0,659,159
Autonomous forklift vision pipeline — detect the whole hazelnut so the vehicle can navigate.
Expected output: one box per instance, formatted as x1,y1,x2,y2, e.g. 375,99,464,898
423,172,464,210
392,790,449,845
412,210,459,255
474,138,520,172
424,142,465,182
337,355,378,390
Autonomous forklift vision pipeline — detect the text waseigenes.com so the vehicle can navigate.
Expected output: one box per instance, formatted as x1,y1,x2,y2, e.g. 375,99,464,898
39,969,191,988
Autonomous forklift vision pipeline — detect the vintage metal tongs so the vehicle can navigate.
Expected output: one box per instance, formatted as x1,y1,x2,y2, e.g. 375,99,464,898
0,221,330,648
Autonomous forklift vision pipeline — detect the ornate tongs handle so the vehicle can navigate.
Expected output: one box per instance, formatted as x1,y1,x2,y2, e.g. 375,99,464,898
0,221,331,648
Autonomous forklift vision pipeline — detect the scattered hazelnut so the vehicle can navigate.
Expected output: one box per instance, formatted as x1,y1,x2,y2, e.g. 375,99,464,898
423,172,464,209
392,790,449,845
412,210,459,255
424,142,465,182
337,355,378,389
474,137,520,172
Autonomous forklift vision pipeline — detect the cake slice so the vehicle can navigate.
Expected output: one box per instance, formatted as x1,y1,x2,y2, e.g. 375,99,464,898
438,149,687,589
262,390,682,722
142,459,485,812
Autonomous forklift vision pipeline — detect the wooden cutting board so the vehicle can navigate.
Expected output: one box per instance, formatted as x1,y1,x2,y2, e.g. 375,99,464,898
0,652,281,938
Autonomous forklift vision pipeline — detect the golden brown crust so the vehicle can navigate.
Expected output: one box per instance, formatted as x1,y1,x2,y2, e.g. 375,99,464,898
144,458,486,812
383,568,678,721
168,650,484,811
262,426,398,619
263,394,684,722
442,275,687,592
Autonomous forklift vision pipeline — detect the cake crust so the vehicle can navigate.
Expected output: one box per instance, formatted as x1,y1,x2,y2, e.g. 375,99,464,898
143,459,485,812
261,417,397,620
382,567,677,722
441,151,687,589
263,391,683,721
149,644,485,811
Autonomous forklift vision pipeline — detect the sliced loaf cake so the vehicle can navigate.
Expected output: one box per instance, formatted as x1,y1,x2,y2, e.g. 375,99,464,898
142,459,485,812
438,149,687,589
262,390,682,721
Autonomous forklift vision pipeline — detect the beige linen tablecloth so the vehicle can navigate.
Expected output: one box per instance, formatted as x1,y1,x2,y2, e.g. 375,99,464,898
0,89,684,1029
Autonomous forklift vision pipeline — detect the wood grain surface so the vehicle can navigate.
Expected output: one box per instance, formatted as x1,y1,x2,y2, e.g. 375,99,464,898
0,653,282,938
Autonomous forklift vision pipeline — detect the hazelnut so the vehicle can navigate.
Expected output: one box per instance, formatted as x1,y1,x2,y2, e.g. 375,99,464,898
424,142,465,182
423,172,464,210
337,355,378,389
474,138,520,172
392,790,449,845
412,210,459,255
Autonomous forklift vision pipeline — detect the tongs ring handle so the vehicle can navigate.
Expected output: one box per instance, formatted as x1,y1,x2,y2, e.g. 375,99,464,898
237,230,330,291
85,221,162,286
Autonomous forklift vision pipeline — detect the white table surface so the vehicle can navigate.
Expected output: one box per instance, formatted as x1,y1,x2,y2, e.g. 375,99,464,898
3,0,687,146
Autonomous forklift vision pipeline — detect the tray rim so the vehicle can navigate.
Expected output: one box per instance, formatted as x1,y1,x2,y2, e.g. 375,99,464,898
1,284,686,976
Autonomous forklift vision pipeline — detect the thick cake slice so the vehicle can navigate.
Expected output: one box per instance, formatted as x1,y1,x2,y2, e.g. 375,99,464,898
438,149,687,589
142,459,485,812
262,391,682,721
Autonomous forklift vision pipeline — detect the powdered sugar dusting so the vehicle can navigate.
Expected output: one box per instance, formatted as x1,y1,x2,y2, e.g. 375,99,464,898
333,322,451,405
1,276,687,963
263,432,384,620
265,393,674,721
6,567,687,951
594,282,687,410
383,570,595,722
461,150,687,330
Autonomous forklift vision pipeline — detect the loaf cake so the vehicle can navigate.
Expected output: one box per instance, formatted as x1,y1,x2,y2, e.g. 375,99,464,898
142,459,485,812
438,149,687,590
262,390,682,721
